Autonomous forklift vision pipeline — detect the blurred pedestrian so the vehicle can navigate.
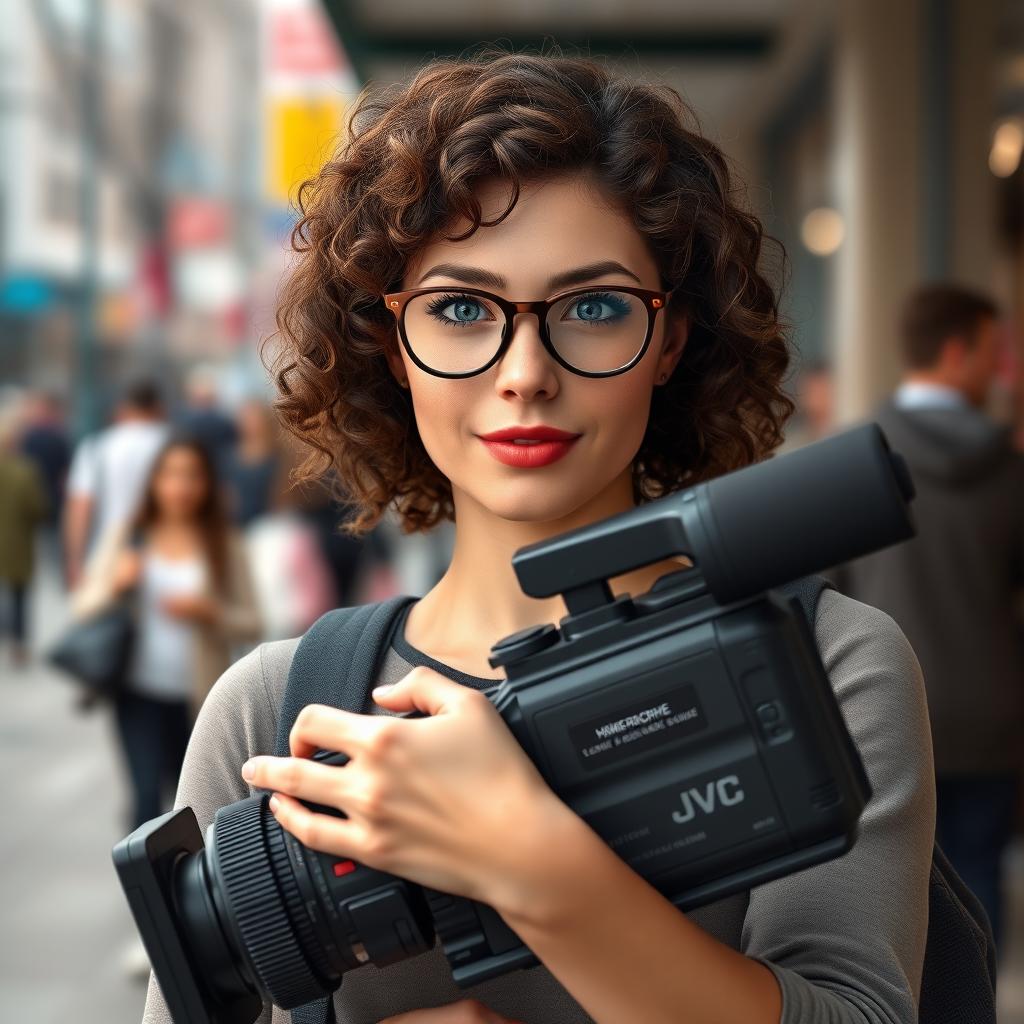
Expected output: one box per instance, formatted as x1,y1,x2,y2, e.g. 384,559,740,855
224,397,284,526
0,412,48,666
290,471,376,609
837,282,1024,953
176,363,237,473
64,378,170,590
70,434,262,831
17,390,70,543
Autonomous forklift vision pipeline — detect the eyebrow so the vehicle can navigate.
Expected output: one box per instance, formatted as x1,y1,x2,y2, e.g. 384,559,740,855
414,260,644,292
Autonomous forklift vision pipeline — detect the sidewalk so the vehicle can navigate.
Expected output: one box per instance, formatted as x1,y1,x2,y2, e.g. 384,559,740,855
0,557,147,1023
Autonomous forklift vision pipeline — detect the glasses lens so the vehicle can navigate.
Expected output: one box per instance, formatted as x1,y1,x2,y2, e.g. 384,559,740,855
547,290,649,373
403,292,504,374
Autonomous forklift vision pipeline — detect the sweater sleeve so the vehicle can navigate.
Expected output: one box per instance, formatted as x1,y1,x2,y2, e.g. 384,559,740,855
140,638,298,1024
742,588,936,1023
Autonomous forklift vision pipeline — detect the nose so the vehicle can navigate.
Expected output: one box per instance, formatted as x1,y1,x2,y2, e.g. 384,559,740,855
492,311,561,401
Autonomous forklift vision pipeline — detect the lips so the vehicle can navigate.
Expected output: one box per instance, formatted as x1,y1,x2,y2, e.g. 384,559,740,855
477,425,581,468
477,425,581,442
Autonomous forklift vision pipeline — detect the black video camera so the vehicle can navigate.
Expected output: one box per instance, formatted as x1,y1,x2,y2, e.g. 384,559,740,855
113,424,915,1024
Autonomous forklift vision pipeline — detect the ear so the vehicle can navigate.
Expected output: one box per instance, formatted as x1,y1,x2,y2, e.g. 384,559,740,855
940,335,969,372
383,336,408,388
657,311,690,381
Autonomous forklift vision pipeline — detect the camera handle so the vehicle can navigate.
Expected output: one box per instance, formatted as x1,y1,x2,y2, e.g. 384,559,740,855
512,490,697,616
511,423,915,616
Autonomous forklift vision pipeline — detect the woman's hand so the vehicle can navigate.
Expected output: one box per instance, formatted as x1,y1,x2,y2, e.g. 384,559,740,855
240,666,576,909
377,999,524,1024
162,593,221,625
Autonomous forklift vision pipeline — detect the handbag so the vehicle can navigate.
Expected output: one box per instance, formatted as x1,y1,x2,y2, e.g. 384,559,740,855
47,597,136,705
48,521,144,706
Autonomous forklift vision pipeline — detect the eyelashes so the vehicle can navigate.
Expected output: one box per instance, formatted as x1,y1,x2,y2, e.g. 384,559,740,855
424,291,631,328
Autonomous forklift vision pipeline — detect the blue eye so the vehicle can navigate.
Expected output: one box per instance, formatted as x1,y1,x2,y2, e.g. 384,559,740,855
424,293,493,327
565,292,632,326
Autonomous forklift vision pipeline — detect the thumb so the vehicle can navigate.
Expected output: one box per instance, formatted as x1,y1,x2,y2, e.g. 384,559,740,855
370,666,463,716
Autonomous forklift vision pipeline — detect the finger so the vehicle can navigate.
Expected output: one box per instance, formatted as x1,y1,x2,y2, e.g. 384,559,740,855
370,666,477,717
375,1000,508,1023
288,703,374,759
241,755,355,807
267,791,365,856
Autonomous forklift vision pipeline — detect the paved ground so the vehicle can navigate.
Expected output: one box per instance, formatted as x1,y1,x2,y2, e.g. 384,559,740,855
2,552,1024,1023
0,558,148,1024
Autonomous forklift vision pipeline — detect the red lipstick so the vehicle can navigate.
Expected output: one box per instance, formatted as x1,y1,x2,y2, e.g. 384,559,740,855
477,425,582,469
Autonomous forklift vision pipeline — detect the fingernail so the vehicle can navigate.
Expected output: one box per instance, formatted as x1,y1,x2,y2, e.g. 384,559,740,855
269,795,280,813
372,684,394,697
241,759,256,781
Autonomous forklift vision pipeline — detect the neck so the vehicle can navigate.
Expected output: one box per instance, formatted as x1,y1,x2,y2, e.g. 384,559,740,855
406,468,688,673
152,514,199,532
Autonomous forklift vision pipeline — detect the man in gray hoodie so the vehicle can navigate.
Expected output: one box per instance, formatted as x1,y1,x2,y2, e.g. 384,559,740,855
838,282,1024,954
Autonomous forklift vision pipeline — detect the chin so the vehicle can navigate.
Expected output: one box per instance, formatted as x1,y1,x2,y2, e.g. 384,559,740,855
473,480,603,526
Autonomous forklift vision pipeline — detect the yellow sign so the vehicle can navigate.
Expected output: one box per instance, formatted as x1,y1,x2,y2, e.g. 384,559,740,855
267,96,348,206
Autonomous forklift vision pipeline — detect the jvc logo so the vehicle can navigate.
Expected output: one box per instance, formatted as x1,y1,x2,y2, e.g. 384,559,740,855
672,775,745,824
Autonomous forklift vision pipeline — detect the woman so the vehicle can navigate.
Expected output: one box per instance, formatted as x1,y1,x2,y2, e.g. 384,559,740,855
72,434,262,830
143,49,934,1024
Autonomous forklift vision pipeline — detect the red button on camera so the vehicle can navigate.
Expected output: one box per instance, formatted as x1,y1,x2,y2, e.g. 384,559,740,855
333,860,357,877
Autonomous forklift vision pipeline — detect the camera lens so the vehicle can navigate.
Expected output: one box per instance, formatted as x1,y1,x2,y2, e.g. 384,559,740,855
169,795,436,1013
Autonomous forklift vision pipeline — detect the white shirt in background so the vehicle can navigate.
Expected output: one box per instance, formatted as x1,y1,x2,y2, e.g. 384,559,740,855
68,420,170,548
893,381,968,411
128,552,208,702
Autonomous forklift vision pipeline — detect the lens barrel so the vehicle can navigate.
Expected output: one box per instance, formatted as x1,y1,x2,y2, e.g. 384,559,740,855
170,794,437,1014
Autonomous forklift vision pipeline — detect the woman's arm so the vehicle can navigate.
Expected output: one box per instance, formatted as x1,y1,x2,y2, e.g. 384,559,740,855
485,590,934,1024
741,591,934,1021
68,520,131,620
489,804,783,1024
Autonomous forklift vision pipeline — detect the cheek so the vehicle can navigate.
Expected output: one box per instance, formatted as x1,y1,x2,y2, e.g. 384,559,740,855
598,378,655,451
408,381,467,469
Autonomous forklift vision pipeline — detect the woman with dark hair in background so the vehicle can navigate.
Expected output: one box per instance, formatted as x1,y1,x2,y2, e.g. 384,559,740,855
72,434,262,831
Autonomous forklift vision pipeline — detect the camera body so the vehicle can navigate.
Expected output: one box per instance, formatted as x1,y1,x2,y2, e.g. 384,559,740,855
113,424,913,1024
435,578,870,985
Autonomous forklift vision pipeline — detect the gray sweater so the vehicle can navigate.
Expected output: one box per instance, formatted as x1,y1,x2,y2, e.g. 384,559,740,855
142,588,935,1024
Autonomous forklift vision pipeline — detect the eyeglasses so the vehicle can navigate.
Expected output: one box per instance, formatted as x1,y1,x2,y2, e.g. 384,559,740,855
382,284,676,379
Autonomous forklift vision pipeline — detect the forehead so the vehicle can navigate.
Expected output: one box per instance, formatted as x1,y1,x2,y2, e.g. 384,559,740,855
402,172,661,291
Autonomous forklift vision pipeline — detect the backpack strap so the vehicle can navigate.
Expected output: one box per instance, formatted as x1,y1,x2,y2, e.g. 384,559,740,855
274,595,417,756
920,844,998,1022
274,595,416,1024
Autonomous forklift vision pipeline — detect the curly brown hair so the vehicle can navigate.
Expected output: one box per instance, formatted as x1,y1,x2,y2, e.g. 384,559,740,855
266,45,794,537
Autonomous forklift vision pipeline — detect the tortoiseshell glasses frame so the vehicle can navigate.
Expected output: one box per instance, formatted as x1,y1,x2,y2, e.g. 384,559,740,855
382,284,677,379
